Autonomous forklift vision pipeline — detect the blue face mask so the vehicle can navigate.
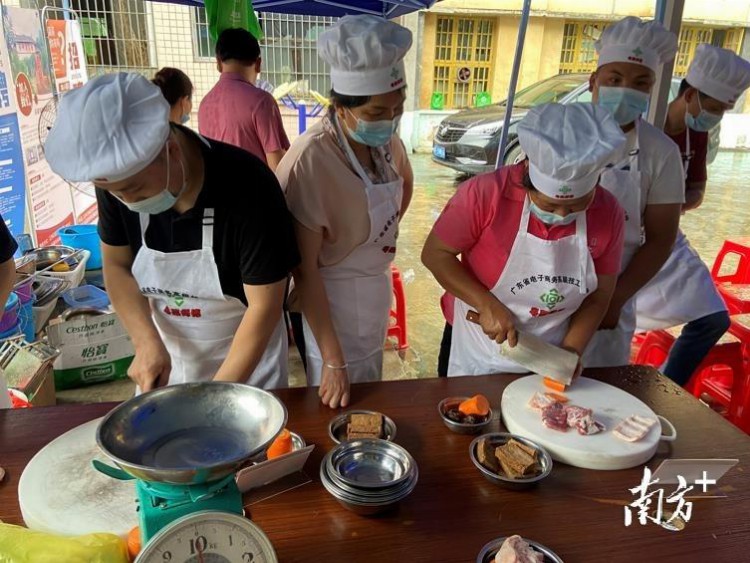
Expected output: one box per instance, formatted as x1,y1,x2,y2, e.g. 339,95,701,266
180,113,190,125
345,109,401,148
117,146,186,215
685,95,722,132
529,201,580,226
597,86,650,126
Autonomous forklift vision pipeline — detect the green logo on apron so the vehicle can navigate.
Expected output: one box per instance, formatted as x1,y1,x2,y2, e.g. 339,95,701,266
540,289,565,310
173,296,185,307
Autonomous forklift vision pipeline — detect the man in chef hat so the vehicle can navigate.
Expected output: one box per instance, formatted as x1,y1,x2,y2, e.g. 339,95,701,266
583,16,686,368
635,45,750,386
44,72,300,392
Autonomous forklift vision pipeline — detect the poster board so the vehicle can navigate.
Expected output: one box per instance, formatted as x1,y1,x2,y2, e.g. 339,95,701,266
0,23,27,239
1,6,75,246
45,17,97,225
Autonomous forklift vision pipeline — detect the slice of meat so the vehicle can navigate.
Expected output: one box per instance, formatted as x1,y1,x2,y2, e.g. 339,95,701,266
564,405,592,427
541,401,569,432
528,392,555,412
613,415,657,442
495,535,545,563
477,438,500,473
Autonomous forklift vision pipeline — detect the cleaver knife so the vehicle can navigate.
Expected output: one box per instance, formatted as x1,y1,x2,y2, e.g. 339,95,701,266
466,310,578,385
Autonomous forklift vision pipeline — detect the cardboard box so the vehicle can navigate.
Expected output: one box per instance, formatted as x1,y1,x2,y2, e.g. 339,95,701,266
47,312,134,390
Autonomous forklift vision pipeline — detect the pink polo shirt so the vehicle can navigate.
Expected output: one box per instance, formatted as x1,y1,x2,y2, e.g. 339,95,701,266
433,163,625,324
198,73,290,164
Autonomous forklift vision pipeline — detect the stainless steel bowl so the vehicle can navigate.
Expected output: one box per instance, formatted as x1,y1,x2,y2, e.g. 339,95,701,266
328,410,397,444
476,536,564,563
469,433,552,490
319,454,418,516
327,439,416,490
438,397,493,435
25,246,77,270
97,382,287,484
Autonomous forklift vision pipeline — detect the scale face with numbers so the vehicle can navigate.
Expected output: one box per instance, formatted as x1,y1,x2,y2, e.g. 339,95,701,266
135,511,278,563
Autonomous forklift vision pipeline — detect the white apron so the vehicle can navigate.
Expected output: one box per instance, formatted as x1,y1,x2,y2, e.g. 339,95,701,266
583,124,643,368
634,128,726,332
448,196,598,376
132,208,288,389
302,117,403,385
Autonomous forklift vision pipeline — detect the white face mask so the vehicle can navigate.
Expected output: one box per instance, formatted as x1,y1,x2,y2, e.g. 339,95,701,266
116,144,187,215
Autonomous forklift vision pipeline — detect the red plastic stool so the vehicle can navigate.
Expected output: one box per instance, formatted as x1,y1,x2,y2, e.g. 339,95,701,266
711,237,750,284
716,283,750,315
387,265,409,351
635,329,744,401
727,314,750,433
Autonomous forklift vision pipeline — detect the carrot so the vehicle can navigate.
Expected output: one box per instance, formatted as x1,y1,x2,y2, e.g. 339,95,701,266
267,429,293,459
127,526,141,561
544,391,569,403
459,394,491,417
543,377,567,393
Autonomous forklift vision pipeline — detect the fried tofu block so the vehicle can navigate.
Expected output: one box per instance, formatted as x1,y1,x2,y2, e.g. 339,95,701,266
349,413,383,434
477,438,500,473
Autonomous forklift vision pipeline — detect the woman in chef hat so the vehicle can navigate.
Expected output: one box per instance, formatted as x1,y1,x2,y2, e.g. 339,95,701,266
422,103,626,376
276,15,414,408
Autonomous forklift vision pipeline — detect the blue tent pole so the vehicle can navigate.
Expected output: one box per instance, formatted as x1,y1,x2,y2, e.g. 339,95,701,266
495,0,532,169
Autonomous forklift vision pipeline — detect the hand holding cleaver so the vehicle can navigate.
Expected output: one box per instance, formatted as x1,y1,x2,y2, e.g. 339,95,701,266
466,310,579,386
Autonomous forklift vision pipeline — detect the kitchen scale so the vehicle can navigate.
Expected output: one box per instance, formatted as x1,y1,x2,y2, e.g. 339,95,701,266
92,382,289,563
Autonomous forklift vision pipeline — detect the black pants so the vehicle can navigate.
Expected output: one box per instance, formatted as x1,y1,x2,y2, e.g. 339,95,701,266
437,323,452,377
288,311,307,372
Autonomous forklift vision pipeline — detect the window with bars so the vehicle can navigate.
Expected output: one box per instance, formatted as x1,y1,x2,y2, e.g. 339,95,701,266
560,20,746,78
30,0,155,76
559,21,609,74
192,9,336,95
432,16,495,109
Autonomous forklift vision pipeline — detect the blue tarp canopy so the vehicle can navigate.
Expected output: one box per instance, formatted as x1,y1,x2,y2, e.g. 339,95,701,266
149,0,436,19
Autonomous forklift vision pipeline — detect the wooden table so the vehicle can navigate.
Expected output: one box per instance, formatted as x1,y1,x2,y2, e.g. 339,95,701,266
2,368,749,563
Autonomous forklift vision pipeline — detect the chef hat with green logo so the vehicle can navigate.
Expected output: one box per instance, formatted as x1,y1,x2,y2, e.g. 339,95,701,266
518,102,627,200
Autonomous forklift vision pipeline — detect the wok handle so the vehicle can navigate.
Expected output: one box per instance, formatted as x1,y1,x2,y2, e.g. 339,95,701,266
91,459,134,481
466,310,481,324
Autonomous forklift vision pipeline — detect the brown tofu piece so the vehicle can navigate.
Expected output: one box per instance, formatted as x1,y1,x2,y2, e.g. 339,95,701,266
477,438,500,473
347,429,381,439
495,440,538,479
349,413,383,435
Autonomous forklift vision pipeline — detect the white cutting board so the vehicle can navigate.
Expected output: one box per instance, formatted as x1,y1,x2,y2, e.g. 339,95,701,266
501,375,675,470
18,418,138,538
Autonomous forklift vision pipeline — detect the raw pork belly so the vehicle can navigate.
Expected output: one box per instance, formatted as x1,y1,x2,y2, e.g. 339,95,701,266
495,535,544,563
541,402,569,432
565,405,605,436
613,415,657,442
528,392,556,411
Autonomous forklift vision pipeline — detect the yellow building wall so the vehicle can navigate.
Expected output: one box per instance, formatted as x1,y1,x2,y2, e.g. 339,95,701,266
431,0,750,25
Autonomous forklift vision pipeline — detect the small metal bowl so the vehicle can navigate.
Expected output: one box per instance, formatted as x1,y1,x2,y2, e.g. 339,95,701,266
438,397,493,435
328,410,397,444
469,433,552,490
25,246,77,270
477,536,564,563
327,438,415,490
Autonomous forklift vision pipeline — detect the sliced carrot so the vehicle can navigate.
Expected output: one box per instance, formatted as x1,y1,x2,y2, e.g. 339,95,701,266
459,394,491,416
543,377,567,393
127,526,141,561
267,428,293,459
544,391,569,404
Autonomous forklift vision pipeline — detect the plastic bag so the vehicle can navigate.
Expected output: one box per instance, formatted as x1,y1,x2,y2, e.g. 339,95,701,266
204,0,263,43
0,524,129,563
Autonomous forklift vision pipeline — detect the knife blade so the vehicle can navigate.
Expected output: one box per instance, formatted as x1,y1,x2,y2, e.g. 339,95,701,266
465,310,577,385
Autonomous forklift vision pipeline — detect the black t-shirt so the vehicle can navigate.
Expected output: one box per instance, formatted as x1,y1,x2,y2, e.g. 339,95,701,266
0,215,18,262
96,126,300,304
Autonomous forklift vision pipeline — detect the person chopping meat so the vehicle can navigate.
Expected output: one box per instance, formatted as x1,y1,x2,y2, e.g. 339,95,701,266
277,15,414,408
422,102,626,376
44,73,299,392
634,45,750,385
583,16,685,368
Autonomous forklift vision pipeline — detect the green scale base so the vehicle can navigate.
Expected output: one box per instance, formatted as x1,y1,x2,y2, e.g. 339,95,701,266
136,475,244,543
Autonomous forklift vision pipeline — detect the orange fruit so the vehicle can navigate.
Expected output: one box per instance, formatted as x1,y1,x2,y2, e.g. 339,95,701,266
267,429,293,459
127,526,141,560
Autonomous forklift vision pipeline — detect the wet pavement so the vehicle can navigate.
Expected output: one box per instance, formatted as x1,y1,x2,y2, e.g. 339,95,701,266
59,150,750,403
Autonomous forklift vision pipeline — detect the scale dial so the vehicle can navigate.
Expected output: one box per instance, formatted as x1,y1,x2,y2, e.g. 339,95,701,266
135,511,278,563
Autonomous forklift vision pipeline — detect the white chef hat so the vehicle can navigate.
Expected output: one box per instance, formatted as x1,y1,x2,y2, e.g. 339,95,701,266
686,44,750,105
518,103,627,200
596,16,678,73
318,15,412,97
45,72,170,183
